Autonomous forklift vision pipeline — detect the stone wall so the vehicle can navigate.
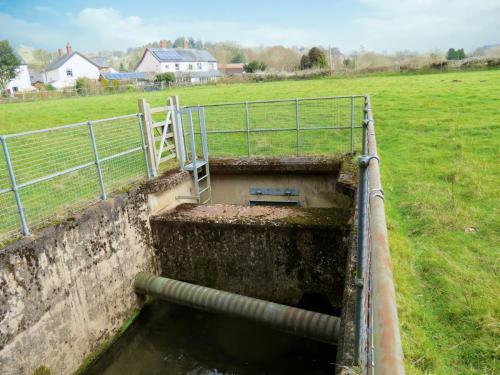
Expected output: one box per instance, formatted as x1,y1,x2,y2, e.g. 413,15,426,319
0,170,193,375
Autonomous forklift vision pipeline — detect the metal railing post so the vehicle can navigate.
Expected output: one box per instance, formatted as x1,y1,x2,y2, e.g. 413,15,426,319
87,121,107,200
295,98,300,156
137,113,151,179
362,95,369,155
1,136,30,236
350,96,355,156
245,101,251,157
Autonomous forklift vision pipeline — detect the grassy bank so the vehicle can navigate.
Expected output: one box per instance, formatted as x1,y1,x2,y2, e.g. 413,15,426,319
1,70,499,374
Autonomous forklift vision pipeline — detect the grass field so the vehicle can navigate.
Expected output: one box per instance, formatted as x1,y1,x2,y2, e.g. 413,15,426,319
1,70,499,374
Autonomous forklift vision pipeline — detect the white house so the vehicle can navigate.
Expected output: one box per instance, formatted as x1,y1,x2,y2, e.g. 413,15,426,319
6,60,34,94
43,43,100,89
135,43,221,83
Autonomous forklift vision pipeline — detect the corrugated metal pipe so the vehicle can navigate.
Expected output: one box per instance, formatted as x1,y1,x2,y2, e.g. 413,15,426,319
135,273,341,345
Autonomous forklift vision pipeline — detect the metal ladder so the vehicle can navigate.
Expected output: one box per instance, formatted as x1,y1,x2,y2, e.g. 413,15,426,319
176,107,212,204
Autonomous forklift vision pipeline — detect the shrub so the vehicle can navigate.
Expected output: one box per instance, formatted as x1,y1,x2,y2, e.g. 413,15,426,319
154,72,175,83
244,61,266,73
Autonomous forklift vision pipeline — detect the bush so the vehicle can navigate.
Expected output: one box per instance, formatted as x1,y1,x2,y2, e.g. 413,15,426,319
75,79,85,95
244,61,266,73
154,72,175,83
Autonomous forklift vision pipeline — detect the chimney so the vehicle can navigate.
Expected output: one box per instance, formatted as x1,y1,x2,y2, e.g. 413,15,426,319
183,38,189,49
58,48,63,57
66,42,73,55
159,40,167,49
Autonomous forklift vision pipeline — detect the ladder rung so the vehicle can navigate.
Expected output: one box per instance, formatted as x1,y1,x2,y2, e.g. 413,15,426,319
198,174,208,182
150,106,169,114
159,154,176,163
199,187,210,194
160,144,176,152
154,133,174,141
152,121,172,128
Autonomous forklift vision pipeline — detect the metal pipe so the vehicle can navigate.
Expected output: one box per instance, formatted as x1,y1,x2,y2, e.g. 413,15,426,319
295,98,300,156
1,136,30,236
245,101,251,156
137,114,151,179
365,96,405,374
87,121,107,200
135,273,341,345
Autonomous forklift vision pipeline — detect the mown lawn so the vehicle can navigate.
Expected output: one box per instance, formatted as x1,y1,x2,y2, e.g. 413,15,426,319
1,70,499,374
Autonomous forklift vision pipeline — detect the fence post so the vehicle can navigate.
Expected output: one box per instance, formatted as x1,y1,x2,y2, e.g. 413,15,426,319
295,98,300,156
362,96,369,155
138,98,158,177
87,121,107,200
1,136,30,236
350,96,355,156
137,114,151,179
245,101,251,157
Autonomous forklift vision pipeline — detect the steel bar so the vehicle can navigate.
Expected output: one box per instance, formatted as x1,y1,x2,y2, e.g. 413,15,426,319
137,114,151,179
87,121,107,200
1,136,30,236
295,98,300,156
181,95,366,108
135,273,341,345
245,101,251,157
350,96,355,156
365,96,405,375
188,125,363,135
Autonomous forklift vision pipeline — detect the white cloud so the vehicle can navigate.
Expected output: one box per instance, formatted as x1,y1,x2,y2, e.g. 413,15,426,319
34,5,58,16
354,0,500,51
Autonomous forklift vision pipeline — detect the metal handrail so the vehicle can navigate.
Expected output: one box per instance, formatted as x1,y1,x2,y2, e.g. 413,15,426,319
357,95,405,374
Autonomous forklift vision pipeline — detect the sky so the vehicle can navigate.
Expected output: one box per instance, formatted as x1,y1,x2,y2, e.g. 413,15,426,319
0,0,499,53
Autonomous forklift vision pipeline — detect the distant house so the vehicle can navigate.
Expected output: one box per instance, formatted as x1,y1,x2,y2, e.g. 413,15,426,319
43,43,100,88
92,57,118,74
6,60,34,94
135,42,221,83
29,70,44,86
220,63,245,75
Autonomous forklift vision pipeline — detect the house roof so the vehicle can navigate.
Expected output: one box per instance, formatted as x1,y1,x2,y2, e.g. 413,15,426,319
147,48,217,63
45,51,100,72
91,57,110,68
101,72,148,80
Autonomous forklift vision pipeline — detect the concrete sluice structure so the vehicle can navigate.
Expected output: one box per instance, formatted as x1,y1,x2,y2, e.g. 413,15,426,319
0,155,360,374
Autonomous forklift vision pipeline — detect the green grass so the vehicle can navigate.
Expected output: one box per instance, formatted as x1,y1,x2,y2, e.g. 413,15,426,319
1,70,499,374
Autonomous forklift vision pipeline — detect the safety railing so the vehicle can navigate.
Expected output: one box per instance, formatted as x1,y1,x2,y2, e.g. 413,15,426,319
184,96,366,158
0,114,151,247
356,96,405,374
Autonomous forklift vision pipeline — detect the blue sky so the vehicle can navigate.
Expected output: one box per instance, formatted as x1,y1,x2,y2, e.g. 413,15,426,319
1,0,499,53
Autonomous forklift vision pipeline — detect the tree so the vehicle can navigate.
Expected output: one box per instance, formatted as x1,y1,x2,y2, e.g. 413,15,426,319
231,50,246,63
244,61,266,73
0,40,21,93
173,37,185,48
446,48,466,60
308,47,329,69
119,62,125,72
300,54,311,70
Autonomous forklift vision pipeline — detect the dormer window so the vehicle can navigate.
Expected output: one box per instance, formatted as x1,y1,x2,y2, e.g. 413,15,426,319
66,69,73,77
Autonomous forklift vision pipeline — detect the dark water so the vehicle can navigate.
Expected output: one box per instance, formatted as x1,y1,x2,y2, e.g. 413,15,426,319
85,300,337,375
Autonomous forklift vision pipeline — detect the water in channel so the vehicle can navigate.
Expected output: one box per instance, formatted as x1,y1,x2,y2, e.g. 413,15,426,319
85,300,337,375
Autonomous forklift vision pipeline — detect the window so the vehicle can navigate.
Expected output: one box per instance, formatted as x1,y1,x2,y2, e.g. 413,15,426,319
165,64,170,69
13,87,19,92
66,69,73,77
209,63,215,70
197,62,202,70
175,63,180,71
188,64,194,71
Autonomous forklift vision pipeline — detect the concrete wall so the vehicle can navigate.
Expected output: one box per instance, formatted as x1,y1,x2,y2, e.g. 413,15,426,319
0,171,193,375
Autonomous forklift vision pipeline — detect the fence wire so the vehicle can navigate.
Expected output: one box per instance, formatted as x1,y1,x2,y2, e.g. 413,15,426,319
191,96,366,158
0,114,148,247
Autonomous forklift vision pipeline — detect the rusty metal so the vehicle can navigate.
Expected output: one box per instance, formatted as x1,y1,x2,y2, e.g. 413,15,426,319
135,273,341,345
365,96,405,374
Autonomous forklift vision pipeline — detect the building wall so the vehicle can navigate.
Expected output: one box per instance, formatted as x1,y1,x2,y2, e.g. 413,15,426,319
135,51,217,74
6,65,33,93
45,54,100,88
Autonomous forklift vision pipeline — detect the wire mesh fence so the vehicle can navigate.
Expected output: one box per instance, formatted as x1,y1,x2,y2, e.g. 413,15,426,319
187,96,366,158
0,114,149,247
1,95,365,247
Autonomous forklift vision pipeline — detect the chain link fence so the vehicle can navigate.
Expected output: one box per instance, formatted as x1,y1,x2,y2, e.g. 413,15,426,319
0,114,150,247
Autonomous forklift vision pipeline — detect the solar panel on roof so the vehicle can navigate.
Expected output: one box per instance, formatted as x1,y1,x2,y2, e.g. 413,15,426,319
154,50,183,61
